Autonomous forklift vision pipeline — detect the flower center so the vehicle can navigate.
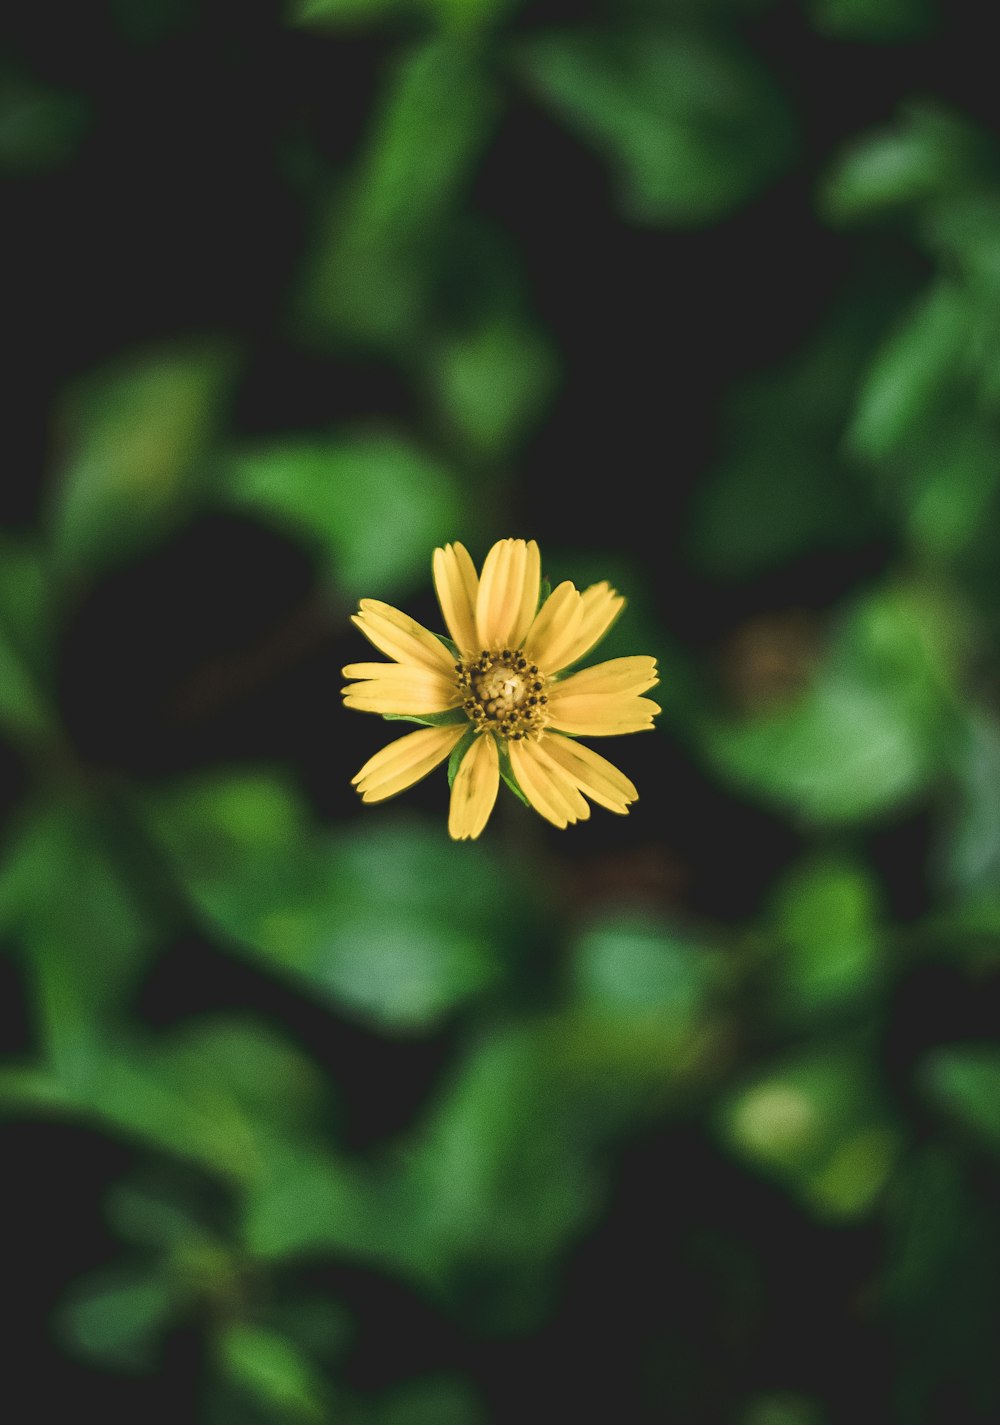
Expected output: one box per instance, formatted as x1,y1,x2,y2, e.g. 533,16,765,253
456,648,549,741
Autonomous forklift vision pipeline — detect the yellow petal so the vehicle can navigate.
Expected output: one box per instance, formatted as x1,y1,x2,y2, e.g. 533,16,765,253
342,663,461,715
553,582,626,669
352,600,455,674
448,732,499,840
509,738,590,828
551,656,659,699
511,539,541,648
352,724,465,803
545,693,661,736
522,580,583,669
537,734,637,814
432,542,480,658
476,539,535,651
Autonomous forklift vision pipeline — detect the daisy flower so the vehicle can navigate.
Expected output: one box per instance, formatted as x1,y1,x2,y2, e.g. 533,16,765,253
342,538,660,840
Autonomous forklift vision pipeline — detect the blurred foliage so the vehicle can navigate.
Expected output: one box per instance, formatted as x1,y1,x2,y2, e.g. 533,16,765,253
3,0,1000,1422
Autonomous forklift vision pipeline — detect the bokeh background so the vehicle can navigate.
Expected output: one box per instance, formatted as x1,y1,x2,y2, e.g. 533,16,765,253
3,1,1000,1421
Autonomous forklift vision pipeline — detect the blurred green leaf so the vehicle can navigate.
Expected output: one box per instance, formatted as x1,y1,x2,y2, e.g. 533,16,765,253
108,1177,211,1251
243,1139,421,1268
880,1144,1000,1421
719,1046,900,1218
920,1045,1000,1152
163,1015,331,1134
688,299,890,577
820,103,991,224
701,582,965,824
224,432,463,597
426,317,558,459
48,340,237,577
219,1323,329,1423
742,1395,828,1425
56,1269,176,1372
768,855,883,1018
846,280,968,467
370,1376,488,1425
924,190,1000,299
296,37,498,346
292,0,516,29
516,27,796,225
844,277,1000,561
0,801,158,1074
403,1025,606,1276
936,708,1000,904
140,774,509,1030
0,536,56,742
0,71,90,175
805,0,935,42
0,1043,261,1180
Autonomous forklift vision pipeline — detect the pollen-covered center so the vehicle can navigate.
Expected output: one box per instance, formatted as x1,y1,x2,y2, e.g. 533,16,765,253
456,648,549,741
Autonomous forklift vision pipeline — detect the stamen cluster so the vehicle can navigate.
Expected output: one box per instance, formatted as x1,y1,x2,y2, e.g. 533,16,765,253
456,648,549,741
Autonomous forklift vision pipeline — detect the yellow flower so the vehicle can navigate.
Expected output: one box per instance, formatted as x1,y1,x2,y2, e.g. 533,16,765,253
342,538,660,840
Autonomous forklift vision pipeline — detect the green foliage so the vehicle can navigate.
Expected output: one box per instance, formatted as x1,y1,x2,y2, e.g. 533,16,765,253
0,68,90,174
140,772,510,1029
4,1,1000,1421
718,1046,901,1219
47,341,237,578
516,26,797,225
700,581,966,823
225,433,464,597
296,37,498,348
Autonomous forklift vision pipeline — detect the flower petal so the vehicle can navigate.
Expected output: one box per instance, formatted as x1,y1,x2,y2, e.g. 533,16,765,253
545,693,661,736
432,542,480,658
508,738,590,828
554,582,626,669
476,539,534,651
511,539,541,648
522,580,583,669
552,656,659,699
537,734,638,814
342,663,461,715
351,599,455,674
448,732,499,840
352,724,465,803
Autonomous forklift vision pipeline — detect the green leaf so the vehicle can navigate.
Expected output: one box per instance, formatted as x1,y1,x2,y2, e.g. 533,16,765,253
55,1270,176,1372
291,0,517,30
219,1323,329,1423
371,1376,488,1425
224,433,463,599
805,0,936,42
700,582,965,824
140,773,510,1030
938,709,1000,903
687,296,891,578
494,739,529,806
384,709,467,728
0,800,159,1075
242,1140,424,1268
820,103,990,225
404,1025,605,1269
0,71,90,175
296,37,498,346
846,280,969,466
447,726,478,788
718,1047,900,1219
426,317,558,458
767,856,883,1018
47,340,237,577
516,27,796,226
920,1045,1000,1152
0,534,56,741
